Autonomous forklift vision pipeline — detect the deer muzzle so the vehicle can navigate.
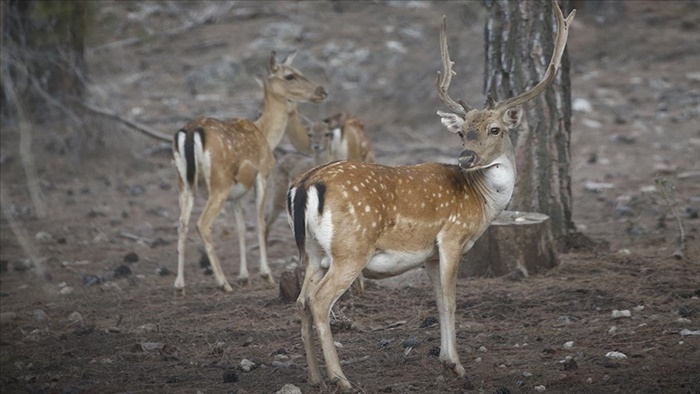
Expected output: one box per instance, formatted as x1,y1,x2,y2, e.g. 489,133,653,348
458,149,477,170
311,86,328,102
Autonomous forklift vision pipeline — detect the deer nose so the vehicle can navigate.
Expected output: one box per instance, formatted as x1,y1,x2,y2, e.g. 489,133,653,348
458,150,477,169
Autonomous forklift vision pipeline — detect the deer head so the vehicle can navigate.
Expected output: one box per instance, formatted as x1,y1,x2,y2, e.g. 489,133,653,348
306,113,345,157
437,1,575,171
266,51,327,103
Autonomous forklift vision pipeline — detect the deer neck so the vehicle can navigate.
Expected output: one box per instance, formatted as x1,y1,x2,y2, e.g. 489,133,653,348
253,81,290,149
469,144,517,222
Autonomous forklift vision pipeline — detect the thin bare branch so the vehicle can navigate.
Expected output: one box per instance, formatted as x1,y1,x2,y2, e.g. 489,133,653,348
1,62,47,218
80,102,172,142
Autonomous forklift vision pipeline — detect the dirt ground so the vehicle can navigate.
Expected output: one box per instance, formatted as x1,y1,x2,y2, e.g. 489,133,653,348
1,1,699,393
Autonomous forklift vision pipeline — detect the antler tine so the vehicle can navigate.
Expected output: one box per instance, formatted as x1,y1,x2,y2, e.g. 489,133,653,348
436,16,473,115
493,1,576,112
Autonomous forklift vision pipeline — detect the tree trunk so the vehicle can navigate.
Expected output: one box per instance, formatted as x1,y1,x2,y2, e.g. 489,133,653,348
484,0,577,249
1,0,89,120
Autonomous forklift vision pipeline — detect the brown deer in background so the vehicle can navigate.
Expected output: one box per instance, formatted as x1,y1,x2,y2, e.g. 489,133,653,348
287,2,575,390
172,51,327,293
265,111,374,239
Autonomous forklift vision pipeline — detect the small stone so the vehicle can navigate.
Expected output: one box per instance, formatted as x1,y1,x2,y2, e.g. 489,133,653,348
573,97,593,113
678,305,694,318
222,370,238,383
584,181,614,193
523,371,532,377
420,316,438,328
677,318,692,324
242,336,254,347
611,310,631,319
239,359,256,372
534,385,546,392
478,346,487,353
1,311,18,325
35,231,53,242
680,329,700,336
68,312,82,322
273,354,290,362
474,357,482,363
563,341,574,349
83,275,101,286
633,305,645,312
123,252,139,263
32,309,48,321
60,286,74,295
608,326,618,334
605,351,627,360
113,265,132,278
275,384,302,394
157,267,171,276
402,337,420,348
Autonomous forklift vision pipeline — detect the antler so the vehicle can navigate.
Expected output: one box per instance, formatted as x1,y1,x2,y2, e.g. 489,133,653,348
492,1,576,112
436,16,473,116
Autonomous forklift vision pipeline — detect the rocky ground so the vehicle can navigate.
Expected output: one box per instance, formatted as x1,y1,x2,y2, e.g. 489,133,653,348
1,1,699,393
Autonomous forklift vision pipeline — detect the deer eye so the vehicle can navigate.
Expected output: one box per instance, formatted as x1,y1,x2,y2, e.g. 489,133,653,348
489,127,501,135
324,133,331,137
457,131,464,138
284,74,296,81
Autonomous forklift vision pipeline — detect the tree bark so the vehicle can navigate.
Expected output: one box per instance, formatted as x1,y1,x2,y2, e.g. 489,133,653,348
484,0,576,248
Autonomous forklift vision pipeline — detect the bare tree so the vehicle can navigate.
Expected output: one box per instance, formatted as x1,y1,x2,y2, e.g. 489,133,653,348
1,0,89,119
484,0,578,248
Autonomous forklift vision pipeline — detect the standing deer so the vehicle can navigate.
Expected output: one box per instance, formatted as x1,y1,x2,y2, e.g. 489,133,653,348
287,2,575,391
265,111,374,238
172,51,327,293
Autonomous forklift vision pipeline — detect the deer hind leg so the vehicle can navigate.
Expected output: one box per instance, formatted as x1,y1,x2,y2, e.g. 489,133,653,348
264,164,289,242
297,240,326,387
255,173,274,283
425,241,466,378
196,187,233,293
308,256,366,392
231,199,249,285
174,181,194,294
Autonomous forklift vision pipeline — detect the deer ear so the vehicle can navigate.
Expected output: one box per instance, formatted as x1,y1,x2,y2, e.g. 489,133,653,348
282,50,297,66
268,51,278,73
437,110,465,134
502,106,523,129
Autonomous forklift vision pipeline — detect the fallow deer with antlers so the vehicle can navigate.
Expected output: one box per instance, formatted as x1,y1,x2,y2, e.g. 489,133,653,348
172,51,327,293
287,2,575,390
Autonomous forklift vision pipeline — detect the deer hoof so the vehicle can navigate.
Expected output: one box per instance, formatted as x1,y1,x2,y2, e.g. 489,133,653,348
220,282,234,292
261,272,275,285
237,277,250,286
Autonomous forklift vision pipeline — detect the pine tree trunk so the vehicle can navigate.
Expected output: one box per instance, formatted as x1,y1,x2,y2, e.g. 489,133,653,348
484,0,576,248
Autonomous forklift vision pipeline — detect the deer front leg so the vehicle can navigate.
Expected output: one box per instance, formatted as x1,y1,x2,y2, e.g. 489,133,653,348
426,239,466,377
255,173,274,284
197,189,234,293
174,183,194,294
232,199,249,285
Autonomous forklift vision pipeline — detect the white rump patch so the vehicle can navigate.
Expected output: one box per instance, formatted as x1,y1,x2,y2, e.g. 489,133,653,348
306,184,334,254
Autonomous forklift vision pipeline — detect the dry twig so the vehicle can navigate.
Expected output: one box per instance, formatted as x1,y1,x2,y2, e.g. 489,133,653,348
655,177,686,260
